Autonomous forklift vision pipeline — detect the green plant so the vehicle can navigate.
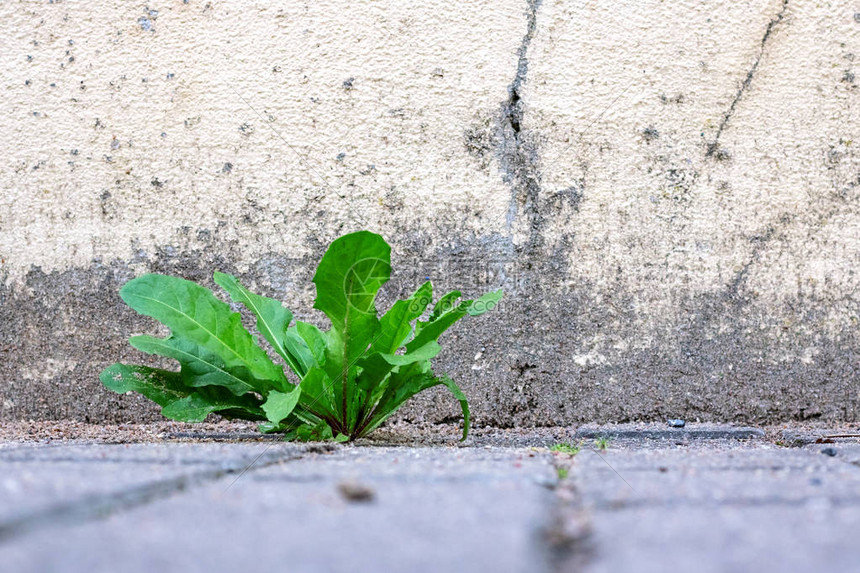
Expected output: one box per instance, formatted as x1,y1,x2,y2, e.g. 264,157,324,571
550,442,581,456
594,436,611,451
100,231,503,442
556,467,569,480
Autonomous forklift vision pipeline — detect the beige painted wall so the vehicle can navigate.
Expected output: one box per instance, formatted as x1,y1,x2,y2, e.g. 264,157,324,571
2,0,859,424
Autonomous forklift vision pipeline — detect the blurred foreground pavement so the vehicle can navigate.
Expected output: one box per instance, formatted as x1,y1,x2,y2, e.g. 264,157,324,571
0,423,859,573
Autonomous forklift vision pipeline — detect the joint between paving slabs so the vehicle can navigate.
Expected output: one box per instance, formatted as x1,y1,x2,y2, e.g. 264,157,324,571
0,446,309,544
541,448,594,572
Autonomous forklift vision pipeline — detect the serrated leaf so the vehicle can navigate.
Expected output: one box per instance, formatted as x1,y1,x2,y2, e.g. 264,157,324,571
430,290,461,321
100,363,189,406
213,272,304,377
361,368,470,440
360,361,436,435
160,388,265,423
120,274,286,392
372,281,432,354
381,342,442,366
294,322,327,365
356,341,442,393
406,304,470,352
129,335,256,395
262,386,302,424
294,420,335,442
405,290,502,352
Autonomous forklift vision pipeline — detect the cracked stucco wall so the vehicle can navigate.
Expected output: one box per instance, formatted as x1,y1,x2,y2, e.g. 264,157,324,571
1,0,859,425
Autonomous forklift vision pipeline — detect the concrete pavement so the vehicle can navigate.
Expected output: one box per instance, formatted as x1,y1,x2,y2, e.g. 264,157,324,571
1,424,859,572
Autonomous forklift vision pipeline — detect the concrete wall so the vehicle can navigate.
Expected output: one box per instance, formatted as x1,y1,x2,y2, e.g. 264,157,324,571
2,0,859,425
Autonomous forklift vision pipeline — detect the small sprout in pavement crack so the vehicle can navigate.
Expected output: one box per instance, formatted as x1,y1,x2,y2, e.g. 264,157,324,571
556,467,569,480
550,442,581,456
593,436,611,451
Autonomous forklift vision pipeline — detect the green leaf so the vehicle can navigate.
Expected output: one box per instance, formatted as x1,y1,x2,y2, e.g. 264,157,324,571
100,363,189,406
262,386,302,424
360,362,436,434
312,231,391,432
160,387,265,423
258,409,319,434
281,321,328,377
407,304,469,352
405,290,502,352
430,290,461,321
297,367,338,420
439,375,470,441
356,341,442,393
120,274,286,392
372,281,432,354
128,335,256,396
380,342,442,366
257,421,283,434
161,396,215,422
312,231,391,335
295,322,327,365
360,367,470,441
293,420,336,442
213,272,302,377
161,386,266,422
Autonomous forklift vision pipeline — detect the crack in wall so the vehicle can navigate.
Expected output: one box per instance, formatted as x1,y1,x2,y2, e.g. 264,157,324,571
706,0,789,158
684,0,791,304
497,0,544,254
723,219,784,302
670,0,789,238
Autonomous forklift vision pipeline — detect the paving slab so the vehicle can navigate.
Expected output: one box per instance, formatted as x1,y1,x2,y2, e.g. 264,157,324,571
1,425,860,573
0,443,304,539
0,445,558,573
569,443,860,573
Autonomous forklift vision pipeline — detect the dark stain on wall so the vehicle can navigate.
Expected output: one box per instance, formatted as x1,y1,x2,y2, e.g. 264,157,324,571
0,220,859,426
3,0,859,428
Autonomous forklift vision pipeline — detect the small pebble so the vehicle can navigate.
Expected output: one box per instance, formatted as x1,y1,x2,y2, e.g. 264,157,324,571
821,447,838,457
337,481,374,502
667,419,685,428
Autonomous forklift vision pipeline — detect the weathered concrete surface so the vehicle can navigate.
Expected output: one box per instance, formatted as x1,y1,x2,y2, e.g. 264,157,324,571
2,1,860,424
1,427,860,572
0,442,305,539
575,422,765,440
0,444,557,573
571,444,860,573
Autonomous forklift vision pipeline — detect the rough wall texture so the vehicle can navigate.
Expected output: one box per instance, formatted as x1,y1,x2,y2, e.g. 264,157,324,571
1,0,859,425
